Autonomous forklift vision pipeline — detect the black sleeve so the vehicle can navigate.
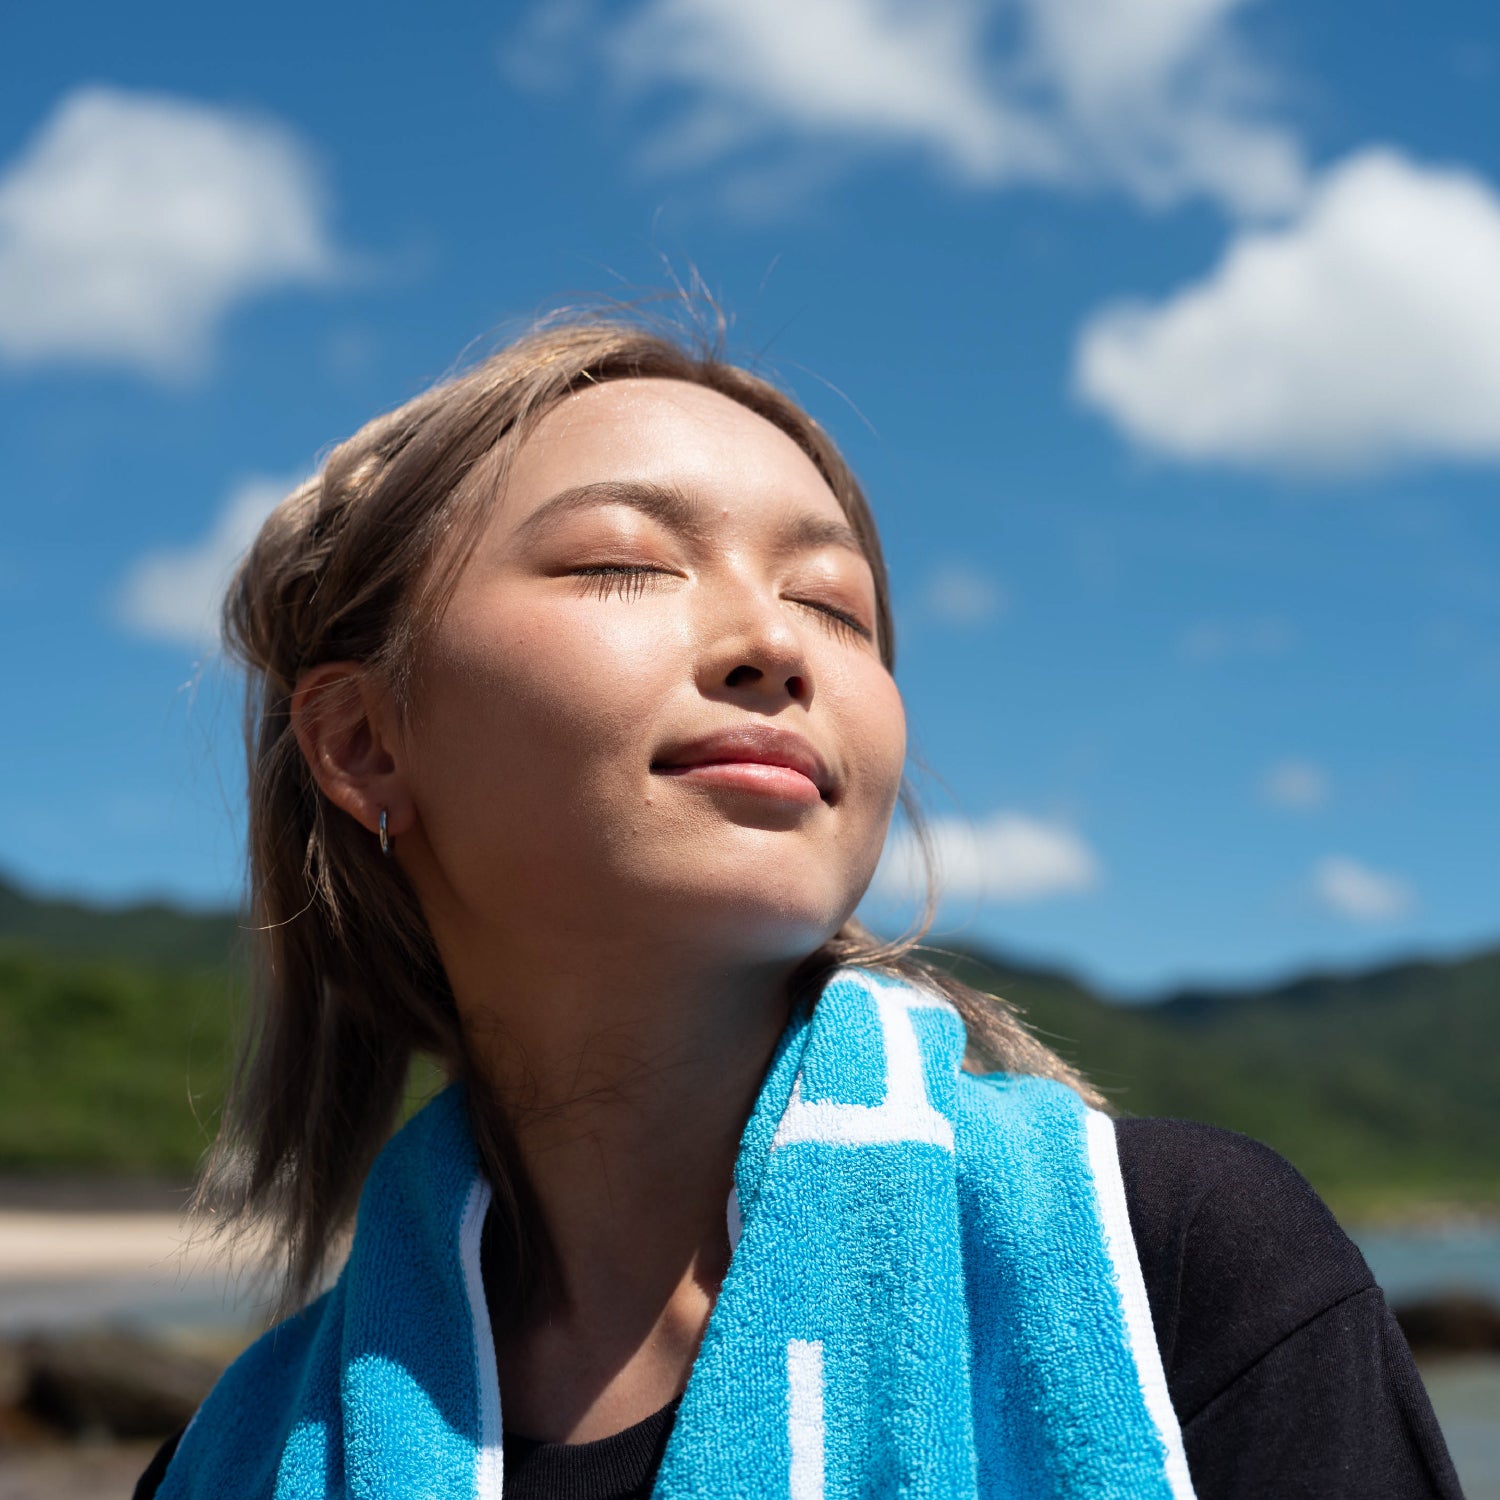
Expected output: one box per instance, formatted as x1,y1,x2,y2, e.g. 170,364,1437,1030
132,1424,184,1500
1116,1117,1464,1500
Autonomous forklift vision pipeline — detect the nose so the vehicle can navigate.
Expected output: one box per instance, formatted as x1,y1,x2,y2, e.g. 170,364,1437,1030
699,579,813,707
723,658,809,703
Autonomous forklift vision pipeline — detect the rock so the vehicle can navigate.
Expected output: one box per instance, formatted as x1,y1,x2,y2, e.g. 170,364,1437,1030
18,1328,222,1438
0,1337,27,1409
1393,1293,1500,1355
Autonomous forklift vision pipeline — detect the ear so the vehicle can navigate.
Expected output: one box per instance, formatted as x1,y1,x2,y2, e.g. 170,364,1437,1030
290,662,415,845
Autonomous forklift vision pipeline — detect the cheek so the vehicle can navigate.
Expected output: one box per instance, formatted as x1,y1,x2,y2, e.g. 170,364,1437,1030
409,602,683,818
875,677,908,789
834,667,907,841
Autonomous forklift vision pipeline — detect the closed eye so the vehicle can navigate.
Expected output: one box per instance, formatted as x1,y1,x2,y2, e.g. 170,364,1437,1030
794,598,873,642
570,564,675,602
570,564,873,642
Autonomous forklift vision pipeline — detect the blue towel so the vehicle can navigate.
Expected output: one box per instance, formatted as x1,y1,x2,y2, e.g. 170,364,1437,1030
158,967,1195,1498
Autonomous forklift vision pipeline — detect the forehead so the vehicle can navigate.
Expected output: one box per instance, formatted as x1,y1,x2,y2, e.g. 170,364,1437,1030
499,376,846,524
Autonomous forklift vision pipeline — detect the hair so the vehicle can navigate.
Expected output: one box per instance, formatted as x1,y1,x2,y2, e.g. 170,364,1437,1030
203,303,1103,1322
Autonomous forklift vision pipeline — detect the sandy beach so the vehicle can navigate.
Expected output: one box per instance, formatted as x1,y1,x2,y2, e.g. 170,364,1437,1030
0,1212,204,1281
0,1206,265,1340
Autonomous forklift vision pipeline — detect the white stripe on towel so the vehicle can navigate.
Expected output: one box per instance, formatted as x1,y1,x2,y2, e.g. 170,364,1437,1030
726,1184,743,1254
786,1339,826,1500
773,979,955,1152
1084,1110,1197,1500
459,1175,506,1500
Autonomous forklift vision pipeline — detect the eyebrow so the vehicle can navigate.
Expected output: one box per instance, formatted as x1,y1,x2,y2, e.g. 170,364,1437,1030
512,479,867,558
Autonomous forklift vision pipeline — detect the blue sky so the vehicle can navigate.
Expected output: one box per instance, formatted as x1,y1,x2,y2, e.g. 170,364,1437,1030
3,0,1497,996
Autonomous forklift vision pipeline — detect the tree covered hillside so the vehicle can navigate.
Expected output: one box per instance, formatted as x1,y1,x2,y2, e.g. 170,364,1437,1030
928,945,1499,1217
1,873,1495,1218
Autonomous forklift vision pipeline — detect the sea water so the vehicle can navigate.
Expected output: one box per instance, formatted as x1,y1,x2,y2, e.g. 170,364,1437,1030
1355,1224,1500,1500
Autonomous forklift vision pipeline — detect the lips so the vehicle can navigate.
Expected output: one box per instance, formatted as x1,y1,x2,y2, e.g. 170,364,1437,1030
651,725,834,803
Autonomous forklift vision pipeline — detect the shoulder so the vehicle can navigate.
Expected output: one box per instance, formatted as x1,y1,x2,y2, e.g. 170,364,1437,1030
1111,1117,1374,1412
1113,1114,1373,1288
131,1287,340,1500
133,1428,183,1500
1112,1114,1373,1290
1111,1118,1464,1496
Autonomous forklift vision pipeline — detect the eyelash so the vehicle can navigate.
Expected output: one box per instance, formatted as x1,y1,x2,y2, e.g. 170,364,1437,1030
570,565,873,641
807,601,872,643
572,564,664,603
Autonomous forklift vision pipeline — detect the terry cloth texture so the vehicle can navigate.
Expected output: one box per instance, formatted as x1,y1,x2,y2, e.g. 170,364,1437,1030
153,966,1193,1499
135,1123,1465,1500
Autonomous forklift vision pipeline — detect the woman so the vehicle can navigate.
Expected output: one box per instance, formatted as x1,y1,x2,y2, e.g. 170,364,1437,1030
137,311,1459,1499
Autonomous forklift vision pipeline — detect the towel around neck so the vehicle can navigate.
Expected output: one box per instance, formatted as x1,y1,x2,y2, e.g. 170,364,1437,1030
156,967,1195,1499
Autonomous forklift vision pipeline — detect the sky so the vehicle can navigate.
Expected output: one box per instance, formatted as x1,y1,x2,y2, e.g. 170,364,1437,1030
3,0,1497,998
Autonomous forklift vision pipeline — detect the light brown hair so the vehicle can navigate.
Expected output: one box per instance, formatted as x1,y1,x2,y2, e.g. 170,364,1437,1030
204,305,1102,1320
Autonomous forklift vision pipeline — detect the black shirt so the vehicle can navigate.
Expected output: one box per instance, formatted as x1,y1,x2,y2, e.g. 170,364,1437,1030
134,1118,1464,1499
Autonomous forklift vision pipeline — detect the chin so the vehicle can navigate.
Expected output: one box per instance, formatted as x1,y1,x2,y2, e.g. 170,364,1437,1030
652,874,856,966
592,821,880,964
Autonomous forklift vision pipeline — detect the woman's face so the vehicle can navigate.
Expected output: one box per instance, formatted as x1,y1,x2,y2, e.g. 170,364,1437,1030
398,376,906,969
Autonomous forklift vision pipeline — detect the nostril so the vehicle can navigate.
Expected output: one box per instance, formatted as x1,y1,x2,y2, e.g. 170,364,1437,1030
725,664,762,688
785,674,808,701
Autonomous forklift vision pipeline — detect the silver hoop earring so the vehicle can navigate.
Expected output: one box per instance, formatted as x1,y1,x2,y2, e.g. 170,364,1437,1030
378,808,391,858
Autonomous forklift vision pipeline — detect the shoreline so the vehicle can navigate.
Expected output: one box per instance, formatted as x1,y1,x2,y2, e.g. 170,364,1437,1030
0,1178,194,1214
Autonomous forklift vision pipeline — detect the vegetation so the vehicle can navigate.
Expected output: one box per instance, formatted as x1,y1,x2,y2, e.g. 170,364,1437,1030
0,941,237,1176
0,875,242,971
929,945,1500,1219
1,871,1495,1220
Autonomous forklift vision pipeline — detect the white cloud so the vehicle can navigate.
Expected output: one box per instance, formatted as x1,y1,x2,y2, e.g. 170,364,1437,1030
115,475,295,648
1020,0,1306,217
0,87,340,378
1075,148,1500,474
1312,854,1415,923
605,0,1064,186
1261,758,1326,809
875,811,1101,903
510,0,1306,217
922,563,1006,626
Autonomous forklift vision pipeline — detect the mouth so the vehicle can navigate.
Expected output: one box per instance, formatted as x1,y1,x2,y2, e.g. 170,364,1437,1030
650,725,835,806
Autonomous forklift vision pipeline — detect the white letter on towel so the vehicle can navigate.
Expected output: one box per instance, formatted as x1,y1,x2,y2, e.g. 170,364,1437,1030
772,978,954,1151
787,1339,826,1500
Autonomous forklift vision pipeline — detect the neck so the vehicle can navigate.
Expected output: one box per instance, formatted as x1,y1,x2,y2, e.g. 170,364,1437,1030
465,942,804,1176
446,932,807,1439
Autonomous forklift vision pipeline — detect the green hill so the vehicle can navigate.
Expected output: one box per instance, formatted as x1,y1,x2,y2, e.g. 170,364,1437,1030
0,872,1495,1218
0,872,243,970
0,942,237,1175
927,944,1500,1217
0,872,244,1174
